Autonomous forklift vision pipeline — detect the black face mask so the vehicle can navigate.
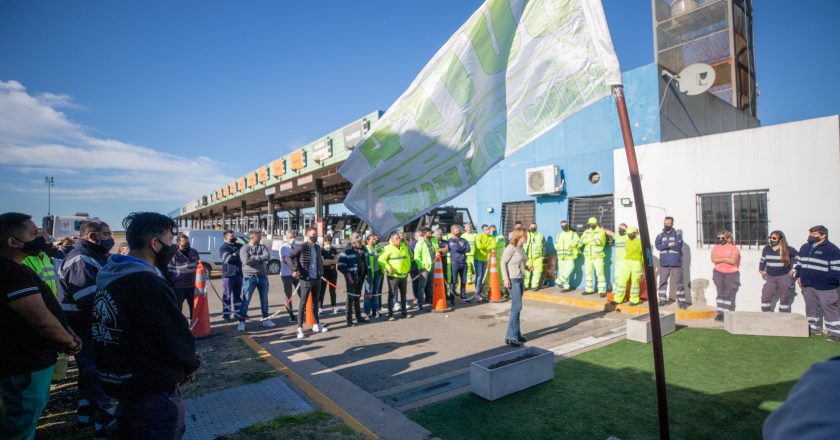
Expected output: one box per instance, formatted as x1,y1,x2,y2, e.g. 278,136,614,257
99,238,115,252
664,225,672,231
17,236,48,256
180,244,190,252
561,225,569,231
618,229,626,235
717,238,727,245
628,234,637,240
807,236,820,245
308,235,317,243
529,228,536,233
590,224,597,230
154,238,178,267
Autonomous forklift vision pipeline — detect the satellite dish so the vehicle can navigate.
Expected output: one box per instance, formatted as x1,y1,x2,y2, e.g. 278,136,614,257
676,63,715,96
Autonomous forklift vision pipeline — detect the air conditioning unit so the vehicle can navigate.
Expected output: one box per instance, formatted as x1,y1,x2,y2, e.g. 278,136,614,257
526,165,563,196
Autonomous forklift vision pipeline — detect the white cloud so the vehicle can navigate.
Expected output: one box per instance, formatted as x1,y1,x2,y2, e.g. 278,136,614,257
0,79,231,203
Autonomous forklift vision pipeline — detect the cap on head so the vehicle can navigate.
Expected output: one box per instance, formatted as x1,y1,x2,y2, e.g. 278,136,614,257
627,226,639,235
587,217,598,225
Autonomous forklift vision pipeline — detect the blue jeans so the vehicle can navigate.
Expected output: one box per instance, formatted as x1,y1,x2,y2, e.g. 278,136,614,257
474,260,487,299
450,264,467,301
240,274,269,320
415,270,430,308
506,278,524,340
0,364,55,440
117,386,185,440
364,272,383,315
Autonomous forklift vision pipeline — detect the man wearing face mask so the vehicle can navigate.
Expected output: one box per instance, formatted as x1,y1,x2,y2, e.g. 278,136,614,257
1,212,81,440
580,217,607,296
21,229,59,296
58,219,118,437
92,212,199,439
285,227,329,338
220,230,244,321
238,231,274,331
795,225,840,341
319,235,340,315
168,234,200,320
612,227,643,306
655,216,686,309
606,223,628,299
554,220,581,292
524,223,545,290
447,225,471,304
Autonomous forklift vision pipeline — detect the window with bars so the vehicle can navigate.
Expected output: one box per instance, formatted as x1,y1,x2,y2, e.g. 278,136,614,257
696,190,768,247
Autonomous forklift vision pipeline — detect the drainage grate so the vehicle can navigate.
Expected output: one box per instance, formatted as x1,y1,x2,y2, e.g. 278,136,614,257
381,373,470,407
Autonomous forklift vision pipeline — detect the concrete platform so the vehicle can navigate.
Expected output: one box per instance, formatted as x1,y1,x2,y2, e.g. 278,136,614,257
523,287,717,320
626,312,676,343
724,311,809,338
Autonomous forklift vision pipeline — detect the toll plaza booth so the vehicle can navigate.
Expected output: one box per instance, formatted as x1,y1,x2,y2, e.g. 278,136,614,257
174,112,380,240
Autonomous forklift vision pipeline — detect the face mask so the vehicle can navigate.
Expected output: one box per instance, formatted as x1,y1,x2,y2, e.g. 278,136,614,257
324,243,331,249
308,235,317,243
664,225,672,231
529,228,536,233
807,236,820,245
100,238,115,252
154,238,178,267
618,229,626,235
180,244,190,252
16,236,48,256
768,240,779,247
628,234,637,240
717,238,727,245
561,225,569,231
590,224,596,230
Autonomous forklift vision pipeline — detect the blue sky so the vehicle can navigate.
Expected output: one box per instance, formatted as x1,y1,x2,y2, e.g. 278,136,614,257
1,0,837,229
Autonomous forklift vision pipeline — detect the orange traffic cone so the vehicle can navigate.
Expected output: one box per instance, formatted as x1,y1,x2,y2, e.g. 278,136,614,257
488,250,503,302
192,261,211,337
305,294,316,329
432,254,451,312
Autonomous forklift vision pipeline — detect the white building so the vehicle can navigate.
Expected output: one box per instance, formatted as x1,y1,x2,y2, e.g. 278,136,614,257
614,115,840,313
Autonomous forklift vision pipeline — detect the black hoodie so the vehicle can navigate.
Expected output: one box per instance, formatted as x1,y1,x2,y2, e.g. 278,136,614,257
92,254,200,399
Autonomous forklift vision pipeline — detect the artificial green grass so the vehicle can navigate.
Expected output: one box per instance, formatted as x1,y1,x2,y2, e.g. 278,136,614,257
219,410,365,440
409,328,840,440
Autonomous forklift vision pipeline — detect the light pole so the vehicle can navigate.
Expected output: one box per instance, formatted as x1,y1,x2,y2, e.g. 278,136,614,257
44,176,54,217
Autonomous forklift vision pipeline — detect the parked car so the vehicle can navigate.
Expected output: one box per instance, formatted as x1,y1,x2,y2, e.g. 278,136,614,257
181,229,282,275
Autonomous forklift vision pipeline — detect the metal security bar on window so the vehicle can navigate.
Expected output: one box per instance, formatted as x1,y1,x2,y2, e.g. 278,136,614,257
696,190,768,247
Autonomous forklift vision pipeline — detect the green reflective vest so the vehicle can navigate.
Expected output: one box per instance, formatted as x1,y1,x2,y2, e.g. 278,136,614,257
379,243,411,278
22,252,57,296
474,233,496,262
525,232,545,259
555,230,581,260
581,227,607,259
613,233,628,262
365,243,383,276
462,231,477,257
625,237,643,262
414,239,435,272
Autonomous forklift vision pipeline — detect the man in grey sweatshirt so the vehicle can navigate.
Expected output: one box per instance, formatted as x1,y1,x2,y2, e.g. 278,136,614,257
238,231,274,331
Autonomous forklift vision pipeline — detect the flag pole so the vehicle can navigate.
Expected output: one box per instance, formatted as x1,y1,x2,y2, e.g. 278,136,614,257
612,84,671,440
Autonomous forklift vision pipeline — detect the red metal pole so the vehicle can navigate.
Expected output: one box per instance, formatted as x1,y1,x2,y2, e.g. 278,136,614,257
612,84,671,440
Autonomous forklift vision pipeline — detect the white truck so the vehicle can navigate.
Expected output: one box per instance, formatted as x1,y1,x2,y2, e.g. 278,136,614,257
42,213,92,239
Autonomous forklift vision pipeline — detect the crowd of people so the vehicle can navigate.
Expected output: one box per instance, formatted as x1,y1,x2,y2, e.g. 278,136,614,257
2,208,838,439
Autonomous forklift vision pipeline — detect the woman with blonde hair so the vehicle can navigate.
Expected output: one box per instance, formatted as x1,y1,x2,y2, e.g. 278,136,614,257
759,230,798,312
502,228,528,347
711,230,740,321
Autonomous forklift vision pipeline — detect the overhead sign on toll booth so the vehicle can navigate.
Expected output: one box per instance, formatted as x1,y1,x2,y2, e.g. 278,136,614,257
247,172,257,187
290,150,306,171
258,166,268,183
343,120,365,150
265,187,276,196
272,159,285,177
229,181,236,194
313,138,332,163
237,178,246,192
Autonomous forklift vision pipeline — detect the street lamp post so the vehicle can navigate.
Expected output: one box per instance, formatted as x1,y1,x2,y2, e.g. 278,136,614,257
44,176,54,217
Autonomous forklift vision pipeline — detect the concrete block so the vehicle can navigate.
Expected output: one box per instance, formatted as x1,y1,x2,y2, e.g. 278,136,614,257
724,311,809,337
626,312,676,343
470,346,554,401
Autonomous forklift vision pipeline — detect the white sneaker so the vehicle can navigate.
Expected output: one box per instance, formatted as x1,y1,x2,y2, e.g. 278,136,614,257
236,321,246,332
394,303,401,312
313,323,328,333
261,319,276,328
296,328,305,339
332,307,339,315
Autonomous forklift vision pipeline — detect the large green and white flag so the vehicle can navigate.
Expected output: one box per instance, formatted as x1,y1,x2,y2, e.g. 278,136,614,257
340,0,622,235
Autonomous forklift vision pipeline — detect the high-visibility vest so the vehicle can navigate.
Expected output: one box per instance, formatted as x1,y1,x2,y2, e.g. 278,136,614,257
613,233,628,262
555,230,581,260
525,232,545,259
22,252,57,296
581,227,607,259
625,237,643,262
378,243,411,277
462,232,477,257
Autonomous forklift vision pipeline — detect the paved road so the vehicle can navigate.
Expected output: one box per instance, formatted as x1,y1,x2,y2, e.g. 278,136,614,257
199,274,625,395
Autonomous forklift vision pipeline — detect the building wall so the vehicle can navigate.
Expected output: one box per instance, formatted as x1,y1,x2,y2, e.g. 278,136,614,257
613,115,840,314
474,63,662,242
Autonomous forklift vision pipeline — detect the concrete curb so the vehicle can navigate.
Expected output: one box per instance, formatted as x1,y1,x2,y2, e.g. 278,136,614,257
241,335,435,440
523,291,716,320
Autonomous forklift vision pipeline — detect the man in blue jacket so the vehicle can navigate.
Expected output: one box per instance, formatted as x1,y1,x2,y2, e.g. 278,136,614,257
58,219,117,437
447,225,471,305
654,216,687,309
219,230,243,321
796,225,840,341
